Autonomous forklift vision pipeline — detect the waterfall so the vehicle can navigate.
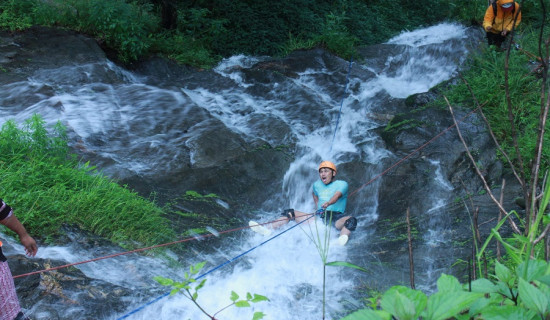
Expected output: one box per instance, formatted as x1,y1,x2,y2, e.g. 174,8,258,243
0,22,480,319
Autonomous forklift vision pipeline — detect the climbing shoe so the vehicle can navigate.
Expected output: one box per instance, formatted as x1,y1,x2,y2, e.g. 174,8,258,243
249,221,271,236
338,235,349,246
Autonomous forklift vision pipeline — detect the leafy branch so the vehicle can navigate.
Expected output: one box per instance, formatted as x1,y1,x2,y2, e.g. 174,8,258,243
154,261,269,320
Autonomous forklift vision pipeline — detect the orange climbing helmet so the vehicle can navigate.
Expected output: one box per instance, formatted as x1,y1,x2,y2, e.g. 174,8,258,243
318,161,337,174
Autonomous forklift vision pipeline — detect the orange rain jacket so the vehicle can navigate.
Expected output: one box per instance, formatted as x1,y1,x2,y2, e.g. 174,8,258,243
483,0,521,34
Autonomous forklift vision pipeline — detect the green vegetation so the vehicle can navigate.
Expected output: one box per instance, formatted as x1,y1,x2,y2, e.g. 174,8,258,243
3,0,543,68
0,115,175,248
343,183,550,319
183,190,219,201
342,5,550,318
155,261,269,320
441,30,549,180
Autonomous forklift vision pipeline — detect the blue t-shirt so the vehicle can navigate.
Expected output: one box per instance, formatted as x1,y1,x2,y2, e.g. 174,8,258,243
312,180,348,213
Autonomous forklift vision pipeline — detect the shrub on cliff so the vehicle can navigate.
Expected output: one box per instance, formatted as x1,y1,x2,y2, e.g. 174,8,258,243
0,114,175,249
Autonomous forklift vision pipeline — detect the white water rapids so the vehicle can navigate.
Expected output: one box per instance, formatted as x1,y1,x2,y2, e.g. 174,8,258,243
0,23,480,319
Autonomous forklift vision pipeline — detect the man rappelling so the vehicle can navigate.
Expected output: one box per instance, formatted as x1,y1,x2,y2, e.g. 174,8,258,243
249,161,358,246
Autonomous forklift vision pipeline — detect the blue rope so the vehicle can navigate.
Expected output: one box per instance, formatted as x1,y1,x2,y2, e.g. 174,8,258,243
329,56,354,154
116,215,315,319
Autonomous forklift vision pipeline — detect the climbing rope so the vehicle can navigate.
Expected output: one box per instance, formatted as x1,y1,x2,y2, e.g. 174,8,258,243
329,56,354,154
12,219,286,279
512,41,543,62
116,214,316,320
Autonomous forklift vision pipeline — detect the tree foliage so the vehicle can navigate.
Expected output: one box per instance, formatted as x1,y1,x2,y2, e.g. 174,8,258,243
0,0,511,67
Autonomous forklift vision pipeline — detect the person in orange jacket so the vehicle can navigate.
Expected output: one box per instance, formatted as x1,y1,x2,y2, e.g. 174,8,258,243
0,198,37,320
483,0,521,49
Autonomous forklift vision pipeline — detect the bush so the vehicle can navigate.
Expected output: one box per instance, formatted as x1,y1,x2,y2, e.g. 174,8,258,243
0,115,175,248
1,0,159,62
0,0,35,30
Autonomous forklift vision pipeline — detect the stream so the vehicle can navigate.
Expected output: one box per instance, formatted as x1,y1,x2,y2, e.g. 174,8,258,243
0,23,493,319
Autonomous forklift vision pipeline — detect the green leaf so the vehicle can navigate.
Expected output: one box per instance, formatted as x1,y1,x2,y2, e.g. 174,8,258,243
154,276,174,286
495,261,514,286
481,305,538,320
246,292,252,300
235,300,251,308
424,291,483,320
195,279,206,291
340,308,392,320
190,261,206,275
537,275,550,286
538,180,550,214
380,286,427,320
251,294,270,303
495,281,517,300
174,282,190,290
437,274,462,293
468,294,503,317
326,261,368,272
517,260,548,282
252,311,266,320
469,278,498,293
170,288,180,296
230,291,239,302
518,278,548,315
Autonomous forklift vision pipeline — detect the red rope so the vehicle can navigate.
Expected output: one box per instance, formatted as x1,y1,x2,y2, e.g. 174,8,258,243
13,107,478,279
12,222,266,279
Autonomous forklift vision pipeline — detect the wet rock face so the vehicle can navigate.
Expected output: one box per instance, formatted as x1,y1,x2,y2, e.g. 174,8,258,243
377,88,521,221
0,25,525,311
0,26,106,83
366,87,523,292
7,253,139,320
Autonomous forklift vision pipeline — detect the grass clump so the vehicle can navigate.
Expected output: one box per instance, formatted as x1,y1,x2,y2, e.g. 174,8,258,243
0,114,176,249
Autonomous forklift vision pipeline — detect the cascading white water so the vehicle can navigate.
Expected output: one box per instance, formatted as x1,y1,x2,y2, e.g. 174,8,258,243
414,159,455,293
115,22,472,319
0,22,478,319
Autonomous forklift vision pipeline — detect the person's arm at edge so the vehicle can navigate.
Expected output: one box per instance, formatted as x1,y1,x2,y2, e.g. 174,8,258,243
0,215,38,257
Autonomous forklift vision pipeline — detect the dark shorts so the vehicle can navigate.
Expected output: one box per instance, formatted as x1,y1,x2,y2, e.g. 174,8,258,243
486,32,507,48
320,211,344,226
